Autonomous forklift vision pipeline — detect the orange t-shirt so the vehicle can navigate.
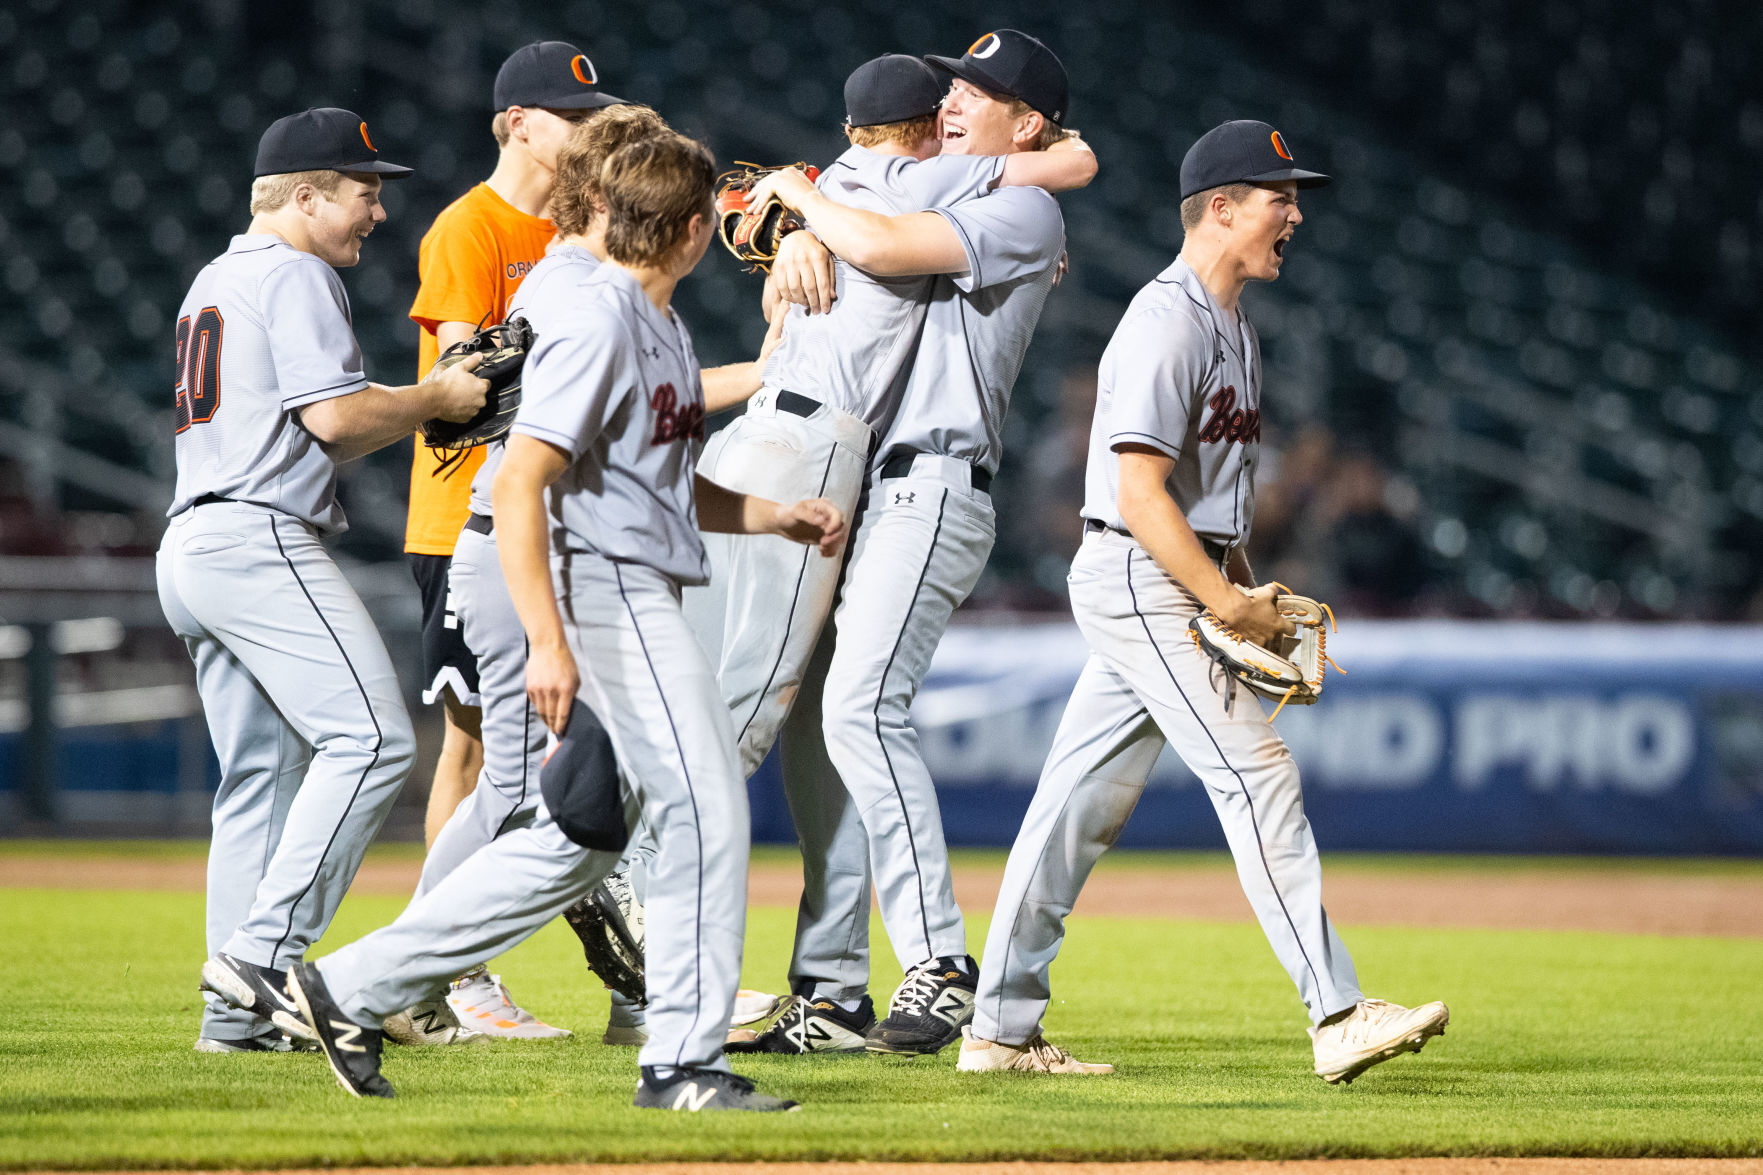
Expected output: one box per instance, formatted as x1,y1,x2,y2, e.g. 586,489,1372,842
405,183,555,555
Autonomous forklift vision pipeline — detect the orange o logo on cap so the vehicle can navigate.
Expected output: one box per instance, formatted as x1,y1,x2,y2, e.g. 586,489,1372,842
571,54,596,85
967,32,1001,59
1271,130,1293,161
360,122,376,152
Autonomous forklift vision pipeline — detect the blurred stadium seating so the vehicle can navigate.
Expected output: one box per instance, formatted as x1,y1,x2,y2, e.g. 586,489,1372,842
0,0,1757,623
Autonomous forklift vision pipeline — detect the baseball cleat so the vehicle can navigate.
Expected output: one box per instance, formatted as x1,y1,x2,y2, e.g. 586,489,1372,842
727,994,875,1055
865,956,978,1056
446,966,571,1039
732,988,785,1028
954,1026,1114,1074
383,996,482,1047
633,1066,801,1113
199,953,316,1042
1310,998,1450,1085
287,962,394,1099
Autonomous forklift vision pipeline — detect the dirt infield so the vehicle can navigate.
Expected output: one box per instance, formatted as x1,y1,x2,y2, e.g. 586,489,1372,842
40,1161,1763,1175
3,850,1759,938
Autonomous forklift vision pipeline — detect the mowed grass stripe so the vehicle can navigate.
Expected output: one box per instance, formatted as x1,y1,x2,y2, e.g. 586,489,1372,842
1,887,1760,1166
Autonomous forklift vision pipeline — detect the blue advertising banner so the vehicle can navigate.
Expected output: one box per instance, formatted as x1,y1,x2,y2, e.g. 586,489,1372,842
749,621,1763,855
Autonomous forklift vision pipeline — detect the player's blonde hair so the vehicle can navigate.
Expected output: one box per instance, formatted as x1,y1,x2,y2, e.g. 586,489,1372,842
249,169,345,215
601,134,716,267
552,105,671,238
492,111,511,147
1180,182,1258,232
844,114,939,151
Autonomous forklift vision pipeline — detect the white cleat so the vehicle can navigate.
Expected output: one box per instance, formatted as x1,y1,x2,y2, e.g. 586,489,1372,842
732,988,785,1029
955,1026,1114,1074
446,967,571,1039
1310,998,1450,1085
383,996,483,1047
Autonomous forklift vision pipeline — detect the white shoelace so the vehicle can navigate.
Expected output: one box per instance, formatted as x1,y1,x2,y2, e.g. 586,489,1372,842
890,965,944,1018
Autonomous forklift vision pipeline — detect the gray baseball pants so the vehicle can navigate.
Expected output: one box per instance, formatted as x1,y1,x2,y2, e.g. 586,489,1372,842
972,528,1363,1046
157,501,414,1043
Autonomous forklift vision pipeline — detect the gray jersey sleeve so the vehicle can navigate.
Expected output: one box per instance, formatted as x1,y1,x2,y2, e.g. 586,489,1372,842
1102,304,1214,459
510,310,635,457
260,258,369,409
931,185,1065,293
899,154,1004,208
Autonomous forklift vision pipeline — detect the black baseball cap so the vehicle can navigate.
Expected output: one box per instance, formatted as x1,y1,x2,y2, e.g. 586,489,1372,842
254,108,413,178
925,29,1069,125
845,55,944,127
1180,120,1330,200
493,41,627,111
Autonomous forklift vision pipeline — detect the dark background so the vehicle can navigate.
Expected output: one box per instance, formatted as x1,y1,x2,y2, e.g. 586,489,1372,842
3,0,1760,620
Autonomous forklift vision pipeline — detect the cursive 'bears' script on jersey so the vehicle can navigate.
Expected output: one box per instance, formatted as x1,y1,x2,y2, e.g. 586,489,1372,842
650,383,705,445
1197,385,1260,445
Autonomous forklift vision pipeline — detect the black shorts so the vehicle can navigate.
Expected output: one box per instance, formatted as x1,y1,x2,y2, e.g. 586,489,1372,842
408,552,481,708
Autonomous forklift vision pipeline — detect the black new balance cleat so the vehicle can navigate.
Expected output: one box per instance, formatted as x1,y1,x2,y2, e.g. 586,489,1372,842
865,956,978,1056
287,963,394,1099
633,1066,801,1112
199,952,316,1042
726,994,875,1055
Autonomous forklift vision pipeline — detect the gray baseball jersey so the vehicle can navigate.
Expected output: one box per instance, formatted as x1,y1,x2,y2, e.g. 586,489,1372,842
875,185,1065,475
467,243,604,520
168,234,369,534
511,263,709,586
762,148,1002,434
1082,258,1262,548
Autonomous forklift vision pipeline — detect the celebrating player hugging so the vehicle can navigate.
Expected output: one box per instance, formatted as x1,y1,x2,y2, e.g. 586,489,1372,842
163,23,1455,1119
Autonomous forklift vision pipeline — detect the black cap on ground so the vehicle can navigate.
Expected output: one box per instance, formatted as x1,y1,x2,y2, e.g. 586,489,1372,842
845,55,945,127
1180,120,1330,201
493,40,628,111
925,29,1069,125
254,108,413,178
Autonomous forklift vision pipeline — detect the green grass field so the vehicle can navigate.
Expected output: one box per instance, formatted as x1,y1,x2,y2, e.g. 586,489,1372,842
2,845,1760,1167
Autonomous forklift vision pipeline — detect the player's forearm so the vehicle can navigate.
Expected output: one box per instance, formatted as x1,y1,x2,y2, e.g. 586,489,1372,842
998,138,1098,193
492,462,569,655
794,194,965,277
700,363,762,414
1118,487,1240,614
692,474,780,536
300,383,436,453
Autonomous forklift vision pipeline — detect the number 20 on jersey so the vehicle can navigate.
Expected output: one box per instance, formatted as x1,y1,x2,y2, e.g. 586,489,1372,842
174,307,223,433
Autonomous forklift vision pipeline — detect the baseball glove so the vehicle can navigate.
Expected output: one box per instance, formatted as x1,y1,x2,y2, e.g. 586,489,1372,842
561,870,645,1007
1188,587,1343,719
714,161,821,273
419,316,534,475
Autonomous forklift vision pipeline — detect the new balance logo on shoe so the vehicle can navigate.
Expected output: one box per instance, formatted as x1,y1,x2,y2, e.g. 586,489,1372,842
932,991,970,1023
671,1083,717,1111
331,1020,367,1053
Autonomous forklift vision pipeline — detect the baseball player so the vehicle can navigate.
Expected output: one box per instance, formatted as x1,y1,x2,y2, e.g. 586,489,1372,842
158,108,488,1053
402,39,632,1038
960,122,1450,1081
288,133,840,1112
741,30,1074,1056
420,105,786,1049
688,53,1095,1055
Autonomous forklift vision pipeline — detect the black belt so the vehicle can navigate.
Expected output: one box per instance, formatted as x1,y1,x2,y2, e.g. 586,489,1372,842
463,512,493,535
192,493,235,507
1085,518,1231,562
878,448,992,493
775,390,821,418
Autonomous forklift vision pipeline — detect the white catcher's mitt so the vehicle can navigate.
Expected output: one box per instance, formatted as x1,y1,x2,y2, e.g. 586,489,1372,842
1188,586,1342,719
